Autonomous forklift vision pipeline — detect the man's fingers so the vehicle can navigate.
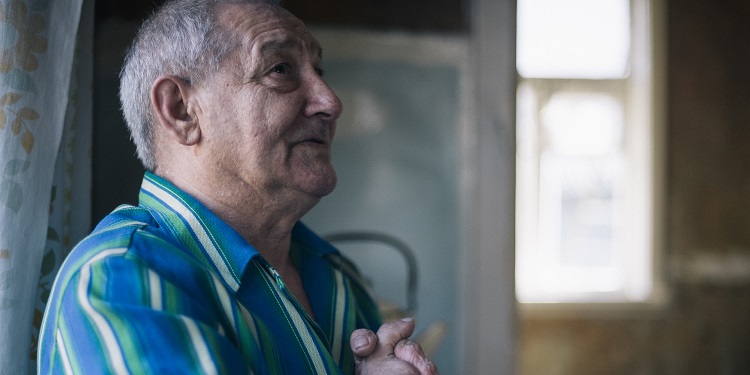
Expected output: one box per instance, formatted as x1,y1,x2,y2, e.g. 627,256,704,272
353,318,441,375
394,339,425,360
375,317,416,350
419,359,440,375
350,328,378,360
394,340,439,375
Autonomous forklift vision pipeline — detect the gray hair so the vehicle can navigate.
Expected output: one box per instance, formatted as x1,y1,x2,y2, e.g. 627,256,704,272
119,0,281,171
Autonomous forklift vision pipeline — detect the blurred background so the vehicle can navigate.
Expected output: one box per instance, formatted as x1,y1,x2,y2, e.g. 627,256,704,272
90,0,750,374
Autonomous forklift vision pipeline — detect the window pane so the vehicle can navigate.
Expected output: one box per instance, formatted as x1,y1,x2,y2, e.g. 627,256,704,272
541,92,624,154
541,92,624,270
517,0,631,78
516,90,628,302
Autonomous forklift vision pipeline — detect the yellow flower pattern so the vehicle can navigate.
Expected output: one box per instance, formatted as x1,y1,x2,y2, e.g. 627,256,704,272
0,92,38,153
0,1,48,73
0,1,46,154
0,0,49,365
0,0,84,371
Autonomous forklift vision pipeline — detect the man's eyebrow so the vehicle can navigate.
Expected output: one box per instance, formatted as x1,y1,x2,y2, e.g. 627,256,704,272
260,39,299,55
256,38,323,62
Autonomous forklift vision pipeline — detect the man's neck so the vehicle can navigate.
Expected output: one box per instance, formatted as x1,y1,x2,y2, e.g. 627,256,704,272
155,168,316,270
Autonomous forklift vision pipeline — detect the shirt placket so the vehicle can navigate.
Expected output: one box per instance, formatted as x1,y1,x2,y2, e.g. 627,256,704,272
260,259,332,349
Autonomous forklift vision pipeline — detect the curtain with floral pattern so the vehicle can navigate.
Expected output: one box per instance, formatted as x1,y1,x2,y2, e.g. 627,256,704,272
0,0,90,373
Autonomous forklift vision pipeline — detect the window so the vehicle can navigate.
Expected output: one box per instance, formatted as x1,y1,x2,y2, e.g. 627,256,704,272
515,0,663,303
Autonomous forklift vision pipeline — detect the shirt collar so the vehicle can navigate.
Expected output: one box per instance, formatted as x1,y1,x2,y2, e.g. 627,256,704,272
138,172,339,292
138,171,258,292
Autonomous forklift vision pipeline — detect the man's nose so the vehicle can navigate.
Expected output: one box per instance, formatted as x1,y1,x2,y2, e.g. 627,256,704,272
303,73,343,121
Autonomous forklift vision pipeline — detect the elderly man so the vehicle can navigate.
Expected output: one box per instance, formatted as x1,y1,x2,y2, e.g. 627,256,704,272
38,0,438,374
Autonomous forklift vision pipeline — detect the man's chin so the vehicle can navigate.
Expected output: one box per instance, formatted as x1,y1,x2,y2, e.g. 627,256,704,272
311,177,337,198
296,171,337,199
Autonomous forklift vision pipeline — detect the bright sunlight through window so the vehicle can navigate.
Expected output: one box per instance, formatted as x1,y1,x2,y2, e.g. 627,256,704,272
516,0,660,303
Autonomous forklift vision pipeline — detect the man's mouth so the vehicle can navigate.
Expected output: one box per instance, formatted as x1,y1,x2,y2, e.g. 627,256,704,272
294,133,329,146
293,138,330,152
298,138,326,145
292,125,333,147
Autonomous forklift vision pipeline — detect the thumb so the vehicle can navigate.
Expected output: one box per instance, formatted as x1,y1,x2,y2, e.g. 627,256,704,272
350,328,378,360
375,317,416,352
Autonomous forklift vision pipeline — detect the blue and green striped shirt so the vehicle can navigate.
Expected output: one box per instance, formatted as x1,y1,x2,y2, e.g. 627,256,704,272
39,172,382,374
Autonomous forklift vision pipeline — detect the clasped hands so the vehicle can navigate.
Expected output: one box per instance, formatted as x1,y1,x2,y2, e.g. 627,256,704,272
350,318,439,375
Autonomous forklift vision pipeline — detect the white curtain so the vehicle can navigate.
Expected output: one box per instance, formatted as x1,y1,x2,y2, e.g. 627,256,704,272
0,0,91,373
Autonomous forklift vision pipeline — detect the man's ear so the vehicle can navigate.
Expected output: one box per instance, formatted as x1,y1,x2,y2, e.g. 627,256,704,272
150,75,201,146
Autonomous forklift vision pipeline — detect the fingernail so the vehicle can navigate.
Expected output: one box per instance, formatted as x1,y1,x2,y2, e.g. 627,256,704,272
400,317,414,322
353,335,369,350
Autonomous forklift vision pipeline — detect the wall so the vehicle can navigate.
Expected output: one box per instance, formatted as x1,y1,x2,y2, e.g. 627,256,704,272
519,0,750,373
92,18,143,221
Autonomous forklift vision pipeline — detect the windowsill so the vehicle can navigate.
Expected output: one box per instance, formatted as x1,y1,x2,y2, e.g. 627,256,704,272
518,287,670,320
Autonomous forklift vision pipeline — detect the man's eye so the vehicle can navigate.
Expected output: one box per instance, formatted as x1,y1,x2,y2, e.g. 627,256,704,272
271,63,291,75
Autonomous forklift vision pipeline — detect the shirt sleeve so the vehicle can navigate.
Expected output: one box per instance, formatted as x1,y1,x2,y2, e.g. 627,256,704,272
39,248,249,375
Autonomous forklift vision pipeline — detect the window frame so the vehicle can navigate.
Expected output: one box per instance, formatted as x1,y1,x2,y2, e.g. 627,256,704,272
515,0,668,314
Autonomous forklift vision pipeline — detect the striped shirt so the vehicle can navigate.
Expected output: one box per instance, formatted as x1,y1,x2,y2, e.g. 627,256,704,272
39,172,382,374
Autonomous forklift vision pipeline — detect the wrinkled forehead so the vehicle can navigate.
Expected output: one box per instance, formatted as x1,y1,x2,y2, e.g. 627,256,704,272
218,4,321,60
